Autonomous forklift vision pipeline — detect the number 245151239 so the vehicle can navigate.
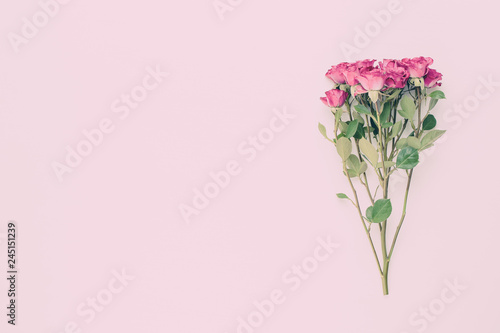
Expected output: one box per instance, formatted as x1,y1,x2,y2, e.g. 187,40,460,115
7,222,16,270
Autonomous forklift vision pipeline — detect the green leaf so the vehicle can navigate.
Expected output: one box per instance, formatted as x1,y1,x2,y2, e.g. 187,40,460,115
354,105,371,115
380,103,391,123
387,89,401,100
347,155,367,176
381,122,393,128
336,137,352,161
420,129,446,150
429,90,446,99
353,123,365,140
366,206,373,222
429,98,439,111
407,136,421,149
375,161,396,168
422,115,437,131
346,169,358,178
371,199,392,223
359,161,367,174
336,193,350,199
339,121,348,133
390,120,402,139
420,144,434,151
399,95,416,120
370,117,379,136
396,146,419,169
396,138,408,149
335,108,343,122
397,109,412,121
347,154,360,170
359,138,379,166
318,123,328,140
353,112,365,125
345,120,359,139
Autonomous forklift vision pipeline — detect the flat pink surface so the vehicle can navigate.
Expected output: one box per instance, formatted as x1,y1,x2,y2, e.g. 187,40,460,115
1,0,499,332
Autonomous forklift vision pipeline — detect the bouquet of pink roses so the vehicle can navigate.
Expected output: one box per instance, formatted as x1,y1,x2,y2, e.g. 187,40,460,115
319,57,445,295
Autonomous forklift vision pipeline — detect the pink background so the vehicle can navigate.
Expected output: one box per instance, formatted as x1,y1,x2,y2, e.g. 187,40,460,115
1,0,499,332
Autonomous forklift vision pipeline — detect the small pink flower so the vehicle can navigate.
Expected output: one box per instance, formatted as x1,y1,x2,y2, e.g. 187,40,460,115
424,68,443,88
400,57,434,77
320,89,348,107
325,63,349,84
355,68,386,92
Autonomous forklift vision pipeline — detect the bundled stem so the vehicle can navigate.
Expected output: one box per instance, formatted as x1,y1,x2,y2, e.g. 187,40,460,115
322,82,445,295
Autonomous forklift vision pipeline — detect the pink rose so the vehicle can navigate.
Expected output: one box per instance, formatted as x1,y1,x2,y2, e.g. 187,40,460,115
355,68,386,93
355,59,376,70
424,68,443,88
379,59,409,89
401,57,434,77
325,63,349,84
385,72,408,89
320,89,348,107
379,59,407,72
343,63,361,85
385,67,409,88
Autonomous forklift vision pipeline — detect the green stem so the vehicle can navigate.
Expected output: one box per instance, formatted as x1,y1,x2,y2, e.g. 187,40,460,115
343,163,383,276
380,173,390,295
381,260,390,295
415,87,422,137
388,170,413,259
366,115,373,144
375,101,391,295
333,113,382,276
